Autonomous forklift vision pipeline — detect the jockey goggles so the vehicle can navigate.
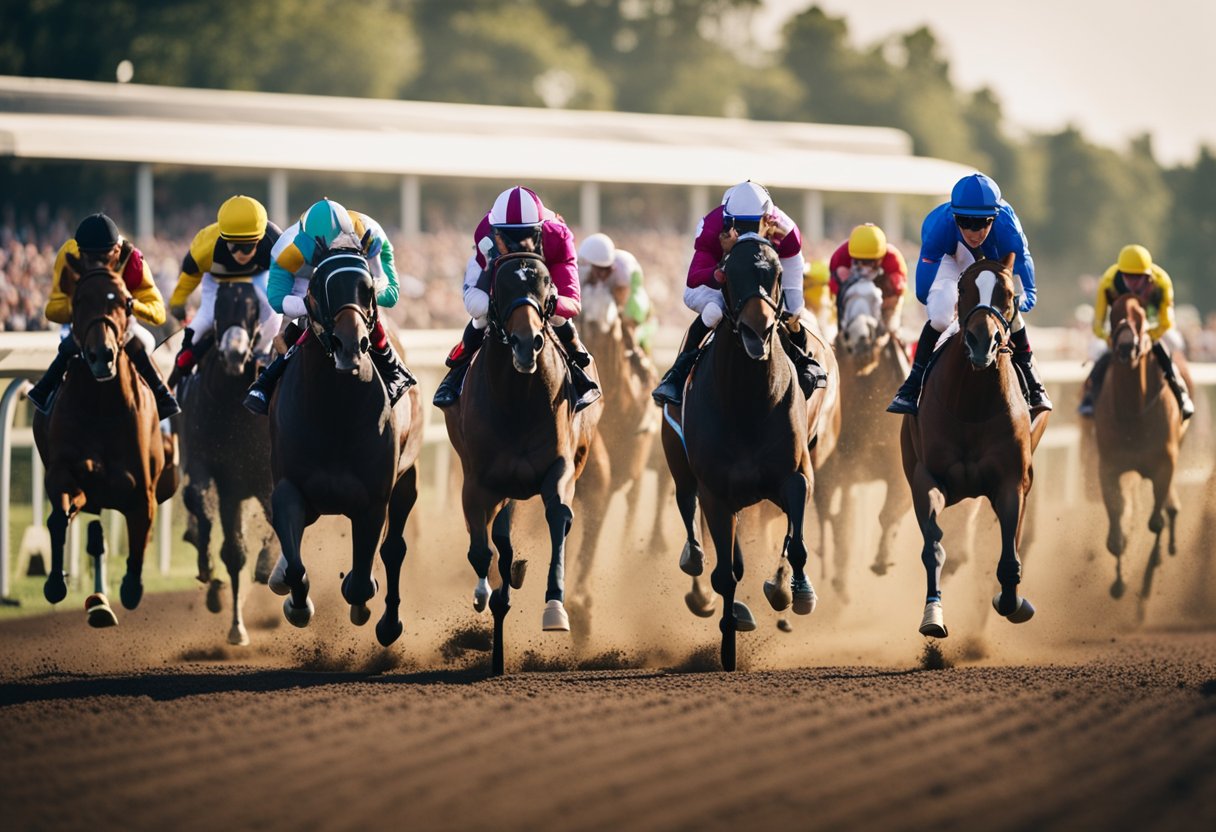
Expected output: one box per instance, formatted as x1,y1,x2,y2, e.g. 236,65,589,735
955,214,994,231
226,240,258,254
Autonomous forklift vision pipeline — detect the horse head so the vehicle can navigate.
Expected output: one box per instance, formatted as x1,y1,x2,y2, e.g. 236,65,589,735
488,252,557,374
838,277,886,368
213,281,261,376
64,251,133,381
958,253,1017,370
306,248,377,382
579,280,619,340
721,238,782,360
1110,293,1151,366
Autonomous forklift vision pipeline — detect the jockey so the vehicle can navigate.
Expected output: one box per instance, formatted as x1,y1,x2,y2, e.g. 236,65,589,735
242,198,415,415
431,185,601,411
887,173,1052,415
803,258,832,329
167,195,282,386
829,223,907,336
1079,244,1193,420
578,232,657,371
26,213,180,420
652,181,822,406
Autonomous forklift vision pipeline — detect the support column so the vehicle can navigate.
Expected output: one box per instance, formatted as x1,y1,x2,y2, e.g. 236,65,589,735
882,193,902,242
579,181,601,234
802,190,825,246
688,185,710,236
158,498,172,576
400,175,421,240
269,170,289,229
135,163,154,245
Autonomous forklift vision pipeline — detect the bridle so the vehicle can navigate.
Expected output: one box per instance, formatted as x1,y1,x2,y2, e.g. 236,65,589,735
306,251,378,358
959,264,1013,346
720,238,784,336
486,252,557,345
72,265,132,350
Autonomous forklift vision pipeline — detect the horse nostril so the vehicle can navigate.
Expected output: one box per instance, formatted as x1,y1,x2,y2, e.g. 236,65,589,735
359,336,370,354
103,348,114,364
532,334,543,353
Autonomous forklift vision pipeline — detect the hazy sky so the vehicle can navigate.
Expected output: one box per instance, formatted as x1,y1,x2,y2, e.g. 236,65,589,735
755,0,1215,165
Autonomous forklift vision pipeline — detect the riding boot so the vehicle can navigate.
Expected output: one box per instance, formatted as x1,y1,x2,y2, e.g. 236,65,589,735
554,320,602,413
887,321,942,415
652,316,711,407
1152,341,1195,420
369,342,416,406
127,341,181,420
242,351,291,416
1010,327,1053,414
26,338,80,415
433,320,486,408
782,322,828,399
1078,352,1112,417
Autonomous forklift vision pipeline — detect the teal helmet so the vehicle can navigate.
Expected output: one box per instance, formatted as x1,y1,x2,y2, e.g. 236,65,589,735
301,198,354,244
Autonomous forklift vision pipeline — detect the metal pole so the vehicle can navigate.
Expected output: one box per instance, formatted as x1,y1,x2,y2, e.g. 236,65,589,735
136,163,154,246
0,378,30,602
400,175,421,240
579,181,601,234
687,185,710,236
269,169,289,229
31,436,44,528
69,519,80,590
882,193,902,243
802,190,825,246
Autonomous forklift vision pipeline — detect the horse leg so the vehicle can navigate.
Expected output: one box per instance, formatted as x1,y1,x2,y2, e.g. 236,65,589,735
767,471,815,616
217,490,249,646
831,480,853,602
489,500,516,676
343,503,386,627
541,459,575,632
375,465,417,647
649,466,675,553
912,464,948,637
182,477,217,596
252,491,278,585
118,496,153,611
702,494,741,671
811,472,834,584
84,519,117,627
1141,459,1176,604
463,481,498,614
874,475,911,577
1099,461,1127,598
993,486,1034,622
43,480,85,604
271,478,313,627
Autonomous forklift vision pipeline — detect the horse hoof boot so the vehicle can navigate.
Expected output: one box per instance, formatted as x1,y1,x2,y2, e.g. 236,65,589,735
341,573,378,608
350,604,372,626
43,572,68,605
684,578,717,618
792,576,818,616
1000,596,1036,624
268,554,291,596
205,578,225,614
732,601,757,632
763,578,792,612
85,593,118,628
228,622,250,646
473,577,491,613
119,575,144,610
376,617,404,647
991,592,1020,618
282,596,315,628
679,541,704,577
509,559,528,590
543,599,571,632
918,600,947,638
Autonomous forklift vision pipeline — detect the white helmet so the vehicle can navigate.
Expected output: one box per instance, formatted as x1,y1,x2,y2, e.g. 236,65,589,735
578,233,616,268
723,181,773,221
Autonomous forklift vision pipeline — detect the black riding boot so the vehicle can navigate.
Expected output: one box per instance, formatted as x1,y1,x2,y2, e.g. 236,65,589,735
1078,352,1112,417
554,320,602,413
432,320,486,408
369,342,416,406
127,341,181,420
1010,327,1052,414
783,322,829,399
1152,341,1195,420
243,351,291,416
887,321,942,415
26,337,79,415
652,316,711,407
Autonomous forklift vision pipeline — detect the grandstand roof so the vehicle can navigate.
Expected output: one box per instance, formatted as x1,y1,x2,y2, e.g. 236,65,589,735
0,75,973,196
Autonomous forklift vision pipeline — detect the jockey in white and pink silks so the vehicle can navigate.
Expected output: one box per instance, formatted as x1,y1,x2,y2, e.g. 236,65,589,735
652,180,825,406
432,185,601,411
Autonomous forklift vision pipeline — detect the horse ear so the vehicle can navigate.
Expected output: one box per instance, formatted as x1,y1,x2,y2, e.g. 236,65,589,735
1002,252,1016,273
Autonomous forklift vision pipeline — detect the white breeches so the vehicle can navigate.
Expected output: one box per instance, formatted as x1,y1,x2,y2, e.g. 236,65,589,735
684,285,725,328
190,272,280,352
126,321,155,352
926,253,1025,333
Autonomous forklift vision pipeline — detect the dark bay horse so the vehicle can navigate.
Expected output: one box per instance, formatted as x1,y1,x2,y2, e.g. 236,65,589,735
660,238,823,671
33,253,178,626
443,252,602,676
1093,294,1188,603
268,250,422,647
900,254,1049,638
180,280,278,645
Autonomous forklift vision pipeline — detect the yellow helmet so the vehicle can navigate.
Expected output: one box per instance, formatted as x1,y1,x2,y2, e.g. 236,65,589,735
804,258,829,288
848,223,887,260
1117,244,1153,275
217,195,268,242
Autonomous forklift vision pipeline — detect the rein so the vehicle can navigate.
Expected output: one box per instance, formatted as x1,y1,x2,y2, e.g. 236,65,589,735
720,238,784,337
73,266,132,350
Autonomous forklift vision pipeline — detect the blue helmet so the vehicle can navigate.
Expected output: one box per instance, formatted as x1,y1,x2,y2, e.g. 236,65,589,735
950,173,1001,217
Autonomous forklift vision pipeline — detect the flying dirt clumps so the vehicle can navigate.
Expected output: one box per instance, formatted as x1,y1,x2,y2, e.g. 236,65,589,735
918,641,953,670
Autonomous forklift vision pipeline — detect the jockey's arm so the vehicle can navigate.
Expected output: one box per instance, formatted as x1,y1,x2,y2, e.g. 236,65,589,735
130,259,167,326
169,225,217,310
372,236,399,308
45,240,74,324
267,227,306,315
995,206,1036,312
1093,269,1116,340
773,221,806,314
1149,265,1175,342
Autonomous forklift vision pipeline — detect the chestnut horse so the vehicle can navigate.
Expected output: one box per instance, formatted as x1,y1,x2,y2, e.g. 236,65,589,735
33,253,178,627
1093,293,1188,603
267,249,422,647
900,254,1049,638
443,253,602,676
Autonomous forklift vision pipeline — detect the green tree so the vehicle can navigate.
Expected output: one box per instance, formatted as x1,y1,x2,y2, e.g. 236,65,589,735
1165,147,1216,312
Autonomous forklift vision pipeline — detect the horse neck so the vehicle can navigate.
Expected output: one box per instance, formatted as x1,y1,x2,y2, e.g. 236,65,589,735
295,335,387,408
708,327,791,409
200,348,257,401
73,349,142,418
482,332,566,416
933,335,1017,422
585,322,626,390
1107,347,1158,415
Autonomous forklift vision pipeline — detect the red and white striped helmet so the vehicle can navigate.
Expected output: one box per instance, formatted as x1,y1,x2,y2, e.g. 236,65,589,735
490,186,546,228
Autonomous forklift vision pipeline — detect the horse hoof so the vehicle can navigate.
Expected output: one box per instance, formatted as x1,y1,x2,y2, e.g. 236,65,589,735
282,596,314,628
763,578,792,612
254,549,275,584
376,617,404,647
919,600,947,638
679,541,704,577
792,575,817,615
1110,579,1126,599
777,618,793,633
542,599,570,632
991,593,1020,619
119,576,143,611
684,582,717,618
268,555,290,596
341,573,378,607
85,593,118,628
733,601,756,632
43,572,68,605
228,622,250,646
1006,597,1035,624
206,579,225,614
350,604,371,626
509,559,528,590
472,577,491,613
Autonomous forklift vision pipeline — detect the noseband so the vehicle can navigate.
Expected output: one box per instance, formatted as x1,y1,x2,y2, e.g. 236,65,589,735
721,239,784,335
307,252,377,358
959,266,1013,343
486,252,557,345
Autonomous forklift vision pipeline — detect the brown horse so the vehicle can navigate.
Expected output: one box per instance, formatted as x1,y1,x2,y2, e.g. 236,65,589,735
267,249,422,647
661,238,828,671
33,253,177,626
443,253,602,676
1093,293,1188,602
900,254,1049,638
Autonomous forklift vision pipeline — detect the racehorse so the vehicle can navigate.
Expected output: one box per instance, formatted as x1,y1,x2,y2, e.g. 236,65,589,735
443,252,602,676
267,248,422,646
660,238,826,671
33,252,178,627
179,280,278,646
1093,293,1188,603
900,253,1049,638
814,276,910,600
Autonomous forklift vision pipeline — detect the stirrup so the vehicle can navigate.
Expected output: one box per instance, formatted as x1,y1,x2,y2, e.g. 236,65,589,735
243,388,270,416
887,390,919,415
